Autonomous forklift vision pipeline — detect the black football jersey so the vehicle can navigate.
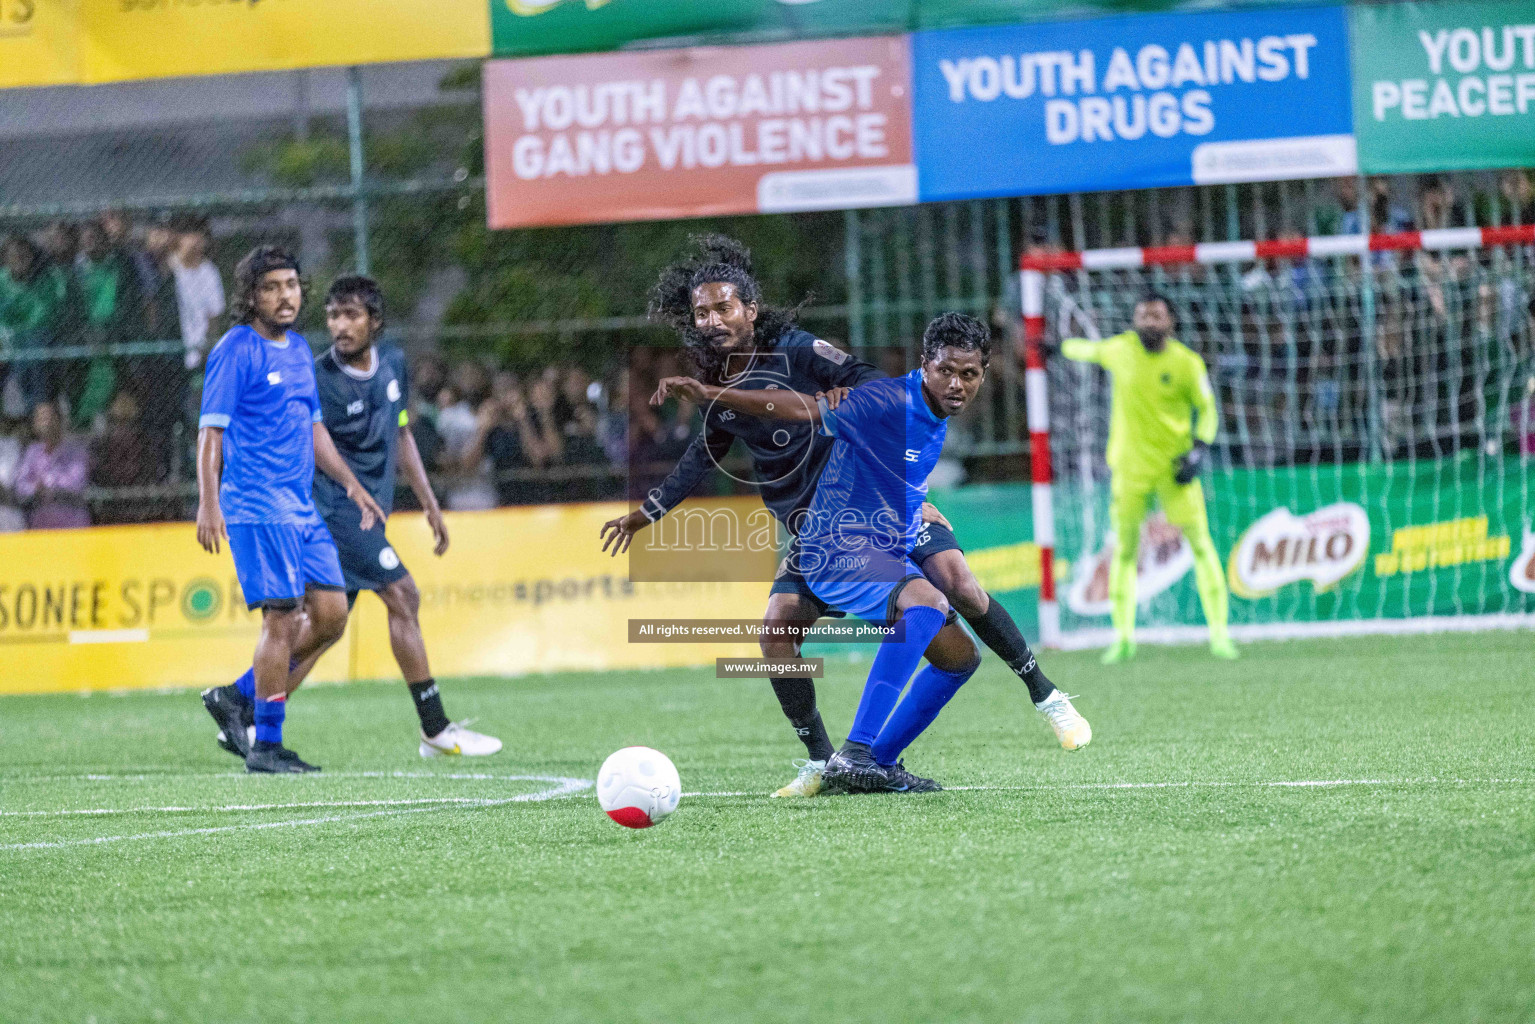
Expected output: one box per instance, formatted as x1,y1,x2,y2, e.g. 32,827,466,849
642,329,882,533
313,343,410,519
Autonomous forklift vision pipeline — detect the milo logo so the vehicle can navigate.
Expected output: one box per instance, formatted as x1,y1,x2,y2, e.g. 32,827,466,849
1229,503,1370,599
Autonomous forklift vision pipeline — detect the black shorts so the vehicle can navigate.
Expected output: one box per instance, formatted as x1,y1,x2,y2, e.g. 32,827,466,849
768,522,964,618
323,506,410,597
911,520,963,563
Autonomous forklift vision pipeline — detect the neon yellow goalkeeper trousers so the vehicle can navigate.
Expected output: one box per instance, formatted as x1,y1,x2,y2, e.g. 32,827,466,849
1107,471,1230,645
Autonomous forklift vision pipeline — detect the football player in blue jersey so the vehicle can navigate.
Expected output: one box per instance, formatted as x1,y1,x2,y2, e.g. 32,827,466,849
652,312,1001,792
202,275,501,762
195,247,385,774
603,237,1087,797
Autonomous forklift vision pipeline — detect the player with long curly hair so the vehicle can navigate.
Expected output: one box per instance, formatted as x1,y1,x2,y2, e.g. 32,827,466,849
602,235,1088,797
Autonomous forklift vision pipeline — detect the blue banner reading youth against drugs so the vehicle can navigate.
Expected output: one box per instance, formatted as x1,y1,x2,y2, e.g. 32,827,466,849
912,6,1356,201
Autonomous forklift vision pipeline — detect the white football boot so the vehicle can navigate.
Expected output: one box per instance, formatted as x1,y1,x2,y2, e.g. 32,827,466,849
419,722,503,758
771,758,827,798
1036,690,1092,751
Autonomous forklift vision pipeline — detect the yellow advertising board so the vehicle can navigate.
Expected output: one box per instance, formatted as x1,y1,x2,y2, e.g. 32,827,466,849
0,0,81,89
80,0,490,84
0,500,768,696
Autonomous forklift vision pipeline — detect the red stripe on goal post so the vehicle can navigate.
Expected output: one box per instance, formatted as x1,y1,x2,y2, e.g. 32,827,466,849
1019,227,1534,272
1019,267,1059,646
1482,224,1535,247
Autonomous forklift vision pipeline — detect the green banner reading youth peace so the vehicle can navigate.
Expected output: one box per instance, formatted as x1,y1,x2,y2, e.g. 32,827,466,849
1351,1,1535,173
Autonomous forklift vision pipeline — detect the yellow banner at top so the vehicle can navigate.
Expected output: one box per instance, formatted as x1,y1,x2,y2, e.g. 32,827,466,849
0,0,81,89
80,0,489,84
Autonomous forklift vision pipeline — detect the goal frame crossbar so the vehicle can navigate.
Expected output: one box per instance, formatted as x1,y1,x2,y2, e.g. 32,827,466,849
1018,225,1535,648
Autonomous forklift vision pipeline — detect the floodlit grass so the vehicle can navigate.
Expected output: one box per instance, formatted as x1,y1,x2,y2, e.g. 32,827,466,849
2,633,1533,1023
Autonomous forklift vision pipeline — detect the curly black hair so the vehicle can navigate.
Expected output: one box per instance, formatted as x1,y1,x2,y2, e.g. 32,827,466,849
647,234,806,384
230,245,303,327
921,312,991,368
325,274,386,339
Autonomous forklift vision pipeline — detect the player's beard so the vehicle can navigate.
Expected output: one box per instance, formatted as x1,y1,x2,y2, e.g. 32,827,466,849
1137,328,1167,349
682,326,752,385
256,313,297,336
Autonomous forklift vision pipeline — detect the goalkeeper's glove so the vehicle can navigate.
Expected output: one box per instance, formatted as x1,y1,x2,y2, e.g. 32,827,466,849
1174,440,1209,485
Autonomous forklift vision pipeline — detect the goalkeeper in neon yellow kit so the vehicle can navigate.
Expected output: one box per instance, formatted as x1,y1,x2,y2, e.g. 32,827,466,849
1061,293,1237,664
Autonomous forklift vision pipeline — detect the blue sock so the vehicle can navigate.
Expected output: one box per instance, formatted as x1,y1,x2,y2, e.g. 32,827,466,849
871,661,979,766
254,695,286,745
846,606,948,747
237,658,297,703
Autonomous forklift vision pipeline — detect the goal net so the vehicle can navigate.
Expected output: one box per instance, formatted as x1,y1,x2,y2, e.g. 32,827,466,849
1023,228,1535,648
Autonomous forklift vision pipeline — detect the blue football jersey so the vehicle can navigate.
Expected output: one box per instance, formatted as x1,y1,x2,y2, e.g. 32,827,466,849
801,370,948,554
198,324,324,527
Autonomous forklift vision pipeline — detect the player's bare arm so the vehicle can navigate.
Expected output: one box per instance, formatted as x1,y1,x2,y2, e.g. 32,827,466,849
195,425,227,554
313,422,383,531
397,424,449,556
650,375,823,425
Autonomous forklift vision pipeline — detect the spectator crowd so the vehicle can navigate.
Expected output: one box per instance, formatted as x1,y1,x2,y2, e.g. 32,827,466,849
0,212,227,530
402,349,700,514
3,170,1532,532
0,211,682,531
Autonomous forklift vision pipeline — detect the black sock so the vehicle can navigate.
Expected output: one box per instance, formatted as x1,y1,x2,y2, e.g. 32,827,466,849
407,678,450,738
964,597,1057,704
769,677,835,762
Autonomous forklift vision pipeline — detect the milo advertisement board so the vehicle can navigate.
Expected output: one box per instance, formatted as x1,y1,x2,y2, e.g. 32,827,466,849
1054,457,1535,638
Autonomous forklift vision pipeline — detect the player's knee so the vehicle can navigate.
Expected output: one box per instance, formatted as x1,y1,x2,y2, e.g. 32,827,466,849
309,593,349,643
899,584,949,620
261,606,302,644
941,574,988,619
759,625,799,659
760,634,799,659
761,596,817,659
384,577,421,622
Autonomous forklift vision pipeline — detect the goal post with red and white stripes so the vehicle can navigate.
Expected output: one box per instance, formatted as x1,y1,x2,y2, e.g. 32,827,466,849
1021,226,1535,650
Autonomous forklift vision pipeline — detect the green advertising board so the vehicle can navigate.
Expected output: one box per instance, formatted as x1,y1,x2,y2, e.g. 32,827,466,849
1053,457,1535,639
824,460,1535,648
490,0,905,57
489,0,1343,58
1351,1,1535,173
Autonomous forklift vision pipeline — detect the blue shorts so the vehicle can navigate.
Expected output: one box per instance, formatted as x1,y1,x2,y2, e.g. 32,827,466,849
771,522,963,616
802,543,925,624
227,521,346,610
323,504,410,596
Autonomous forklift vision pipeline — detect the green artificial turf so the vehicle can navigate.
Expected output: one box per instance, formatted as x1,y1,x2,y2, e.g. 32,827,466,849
2,633,1533,1023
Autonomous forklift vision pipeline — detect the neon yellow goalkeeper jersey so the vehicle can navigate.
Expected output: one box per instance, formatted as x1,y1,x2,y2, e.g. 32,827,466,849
1061,331,1218,480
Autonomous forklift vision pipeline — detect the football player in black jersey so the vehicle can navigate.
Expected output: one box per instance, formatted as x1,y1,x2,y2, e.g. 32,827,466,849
601,236,1088,796
203,276,501,759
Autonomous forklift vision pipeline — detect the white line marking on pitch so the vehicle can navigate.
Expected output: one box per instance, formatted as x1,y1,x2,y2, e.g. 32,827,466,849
6,770,574,784
4,792,581,819
7,776,1528,850
680,777,1531,798
0,776,591,852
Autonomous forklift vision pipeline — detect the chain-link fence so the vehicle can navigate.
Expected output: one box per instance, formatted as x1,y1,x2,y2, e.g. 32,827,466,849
1,59,1532,529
